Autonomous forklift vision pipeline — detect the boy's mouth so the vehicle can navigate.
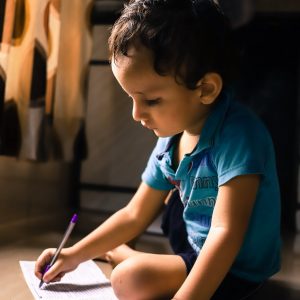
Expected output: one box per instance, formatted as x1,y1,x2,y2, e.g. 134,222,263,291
141,121,154,130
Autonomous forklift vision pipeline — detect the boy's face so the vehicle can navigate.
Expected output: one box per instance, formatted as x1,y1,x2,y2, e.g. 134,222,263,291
111,45,211,137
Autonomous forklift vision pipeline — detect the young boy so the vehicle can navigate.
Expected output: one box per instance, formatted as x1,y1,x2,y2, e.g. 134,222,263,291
35,1,281,299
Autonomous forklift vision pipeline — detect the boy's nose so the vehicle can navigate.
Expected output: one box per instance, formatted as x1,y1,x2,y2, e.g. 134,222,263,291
132,101,146,122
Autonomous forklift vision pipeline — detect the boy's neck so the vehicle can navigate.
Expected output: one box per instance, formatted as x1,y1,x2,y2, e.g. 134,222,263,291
180,131,200,154
173,131,200,170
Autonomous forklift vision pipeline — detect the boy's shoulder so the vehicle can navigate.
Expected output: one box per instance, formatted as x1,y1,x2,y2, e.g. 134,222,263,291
224,98,270,137
213,94,274,152
205,90,271,144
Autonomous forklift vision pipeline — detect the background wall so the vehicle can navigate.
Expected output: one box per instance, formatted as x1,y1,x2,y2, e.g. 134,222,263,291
77,23,157,233
0,158,71,244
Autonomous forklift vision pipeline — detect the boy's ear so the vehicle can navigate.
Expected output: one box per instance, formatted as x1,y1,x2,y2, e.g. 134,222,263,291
196,73,223,105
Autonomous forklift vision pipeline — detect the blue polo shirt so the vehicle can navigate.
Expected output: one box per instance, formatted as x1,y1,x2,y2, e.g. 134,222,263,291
142,91,281,282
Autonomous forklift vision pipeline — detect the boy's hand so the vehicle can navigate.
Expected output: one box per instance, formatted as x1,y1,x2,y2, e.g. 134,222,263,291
34,247,78,284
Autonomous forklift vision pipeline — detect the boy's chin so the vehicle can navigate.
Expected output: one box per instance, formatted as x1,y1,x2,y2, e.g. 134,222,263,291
152,130,165,138
152,129,175,138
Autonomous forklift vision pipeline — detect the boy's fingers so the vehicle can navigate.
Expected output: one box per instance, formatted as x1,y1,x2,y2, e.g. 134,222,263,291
50,272,66,283
42,260,63,283
34,249,56,279
35,247,76,284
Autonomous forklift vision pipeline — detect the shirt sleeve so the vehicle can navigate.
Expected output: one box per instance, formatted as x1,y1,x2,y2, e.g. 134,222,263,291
141,138,174,191
212,109,272,186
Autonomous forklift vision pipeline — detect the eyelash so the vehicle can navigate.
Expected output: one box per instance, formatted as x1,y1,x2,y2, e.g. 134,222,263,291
145,98,161,106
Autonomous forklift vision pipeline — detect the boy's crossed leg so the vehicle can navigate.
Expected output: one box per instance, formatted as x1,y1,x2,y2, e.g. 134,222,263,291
102,244,187,300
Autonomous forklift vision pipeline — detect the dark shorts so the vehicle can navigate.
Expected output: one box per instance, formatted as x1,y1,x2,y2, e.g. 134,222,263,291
161,189,264,300
161,189,198,273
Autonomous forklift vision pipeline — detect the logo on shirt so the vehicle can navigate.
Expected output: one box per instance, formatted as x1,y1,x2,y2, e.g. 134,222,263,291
187,197,216,208
190,176,218,191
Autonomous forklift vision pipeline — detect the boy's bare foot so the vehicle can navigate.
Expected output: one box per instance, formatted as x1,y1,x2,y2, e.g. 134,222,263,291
96,244,141,268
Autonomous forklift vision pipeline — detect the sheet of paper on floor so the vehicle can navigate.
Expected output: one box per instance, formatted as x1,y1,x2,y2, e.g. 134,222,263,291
19,260,118,300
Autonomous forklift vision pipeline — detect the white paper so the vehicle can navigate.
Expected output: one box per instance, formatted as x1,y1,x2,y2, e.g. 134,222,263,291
19,260,118,300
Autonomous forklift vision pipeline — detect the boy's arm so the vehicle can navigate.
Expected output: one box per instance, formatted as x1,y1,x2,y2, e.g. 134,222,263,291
73,182,168,261
36,182,168,282
172,174,260,300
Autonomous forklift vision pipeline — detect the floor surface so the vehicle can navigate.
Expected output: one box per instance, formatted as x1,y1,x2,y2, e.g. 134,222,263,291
1,230,299,299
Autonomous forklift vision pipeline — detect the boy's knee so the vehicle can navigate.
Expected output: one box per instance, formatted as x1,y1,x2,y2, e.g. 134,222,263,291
110,256,152,300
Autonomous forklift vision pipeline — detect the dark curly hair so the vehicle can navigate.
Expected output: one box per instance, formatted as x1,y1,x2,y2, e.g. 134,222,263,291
109,0,237,89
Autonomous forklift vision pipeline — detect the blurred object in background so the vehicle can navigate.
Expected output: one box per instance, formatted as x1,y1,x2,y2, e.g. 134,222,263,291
0,0,93,162
218,0,254,28
0,0,20,157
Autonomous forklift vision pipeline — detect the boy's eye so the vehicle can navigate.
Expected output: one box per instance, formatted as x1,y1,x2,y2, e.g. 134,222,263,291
146,98,161,106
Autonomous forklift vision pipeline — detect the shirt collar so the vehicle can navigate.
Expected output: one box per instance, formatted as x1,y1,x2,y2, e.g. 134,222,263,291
194,88,231,154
